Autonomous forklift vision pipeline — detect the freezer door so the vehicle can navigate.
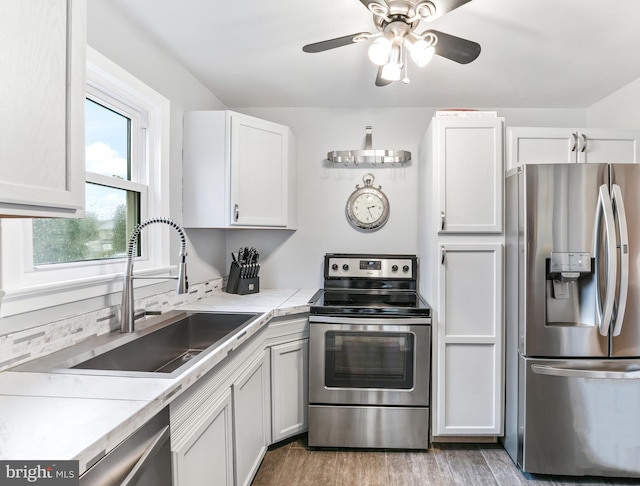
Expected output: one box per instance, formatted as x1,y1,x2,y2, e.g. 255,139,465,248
611,164,640,357
520,164,608,357
518,356,640,477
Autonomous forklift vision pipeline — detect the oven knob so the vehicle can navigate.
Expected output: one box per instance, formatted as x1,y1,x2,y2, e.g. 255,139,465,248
331,263,338,271
392,265,398,272
403,265,410,272
342,264,349,271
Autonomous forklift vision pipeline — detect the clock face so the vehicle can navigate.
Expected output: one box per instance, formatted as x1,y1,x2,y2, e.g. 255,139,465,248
346,187,389,230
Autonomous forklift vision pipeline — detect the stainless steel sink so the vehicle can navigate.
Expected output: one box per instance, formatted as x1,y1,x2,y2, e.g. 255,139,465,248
13,311,262,378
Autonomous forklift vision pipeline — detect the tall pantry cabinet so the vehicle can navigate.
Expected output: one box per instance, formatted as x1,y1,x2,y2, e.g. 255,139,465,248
418,115,504,438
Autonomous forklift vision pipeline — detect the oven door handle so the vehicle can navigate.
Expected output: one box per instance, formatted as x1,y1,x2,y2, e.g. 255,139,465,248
309,315,431,325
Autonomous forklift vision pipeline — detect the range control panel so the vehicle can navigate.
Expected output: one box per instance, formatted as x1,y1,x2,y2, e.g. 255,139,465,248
325,254,415,279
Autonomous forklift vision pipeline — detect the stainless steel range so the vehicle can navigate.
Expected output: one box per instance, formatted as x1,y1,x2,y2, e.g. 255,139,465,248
308,253,431,449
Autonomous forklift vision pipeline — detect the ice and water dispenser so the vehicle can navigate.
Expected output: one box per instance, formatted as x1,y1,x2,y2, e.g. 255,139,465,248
546,252,594,325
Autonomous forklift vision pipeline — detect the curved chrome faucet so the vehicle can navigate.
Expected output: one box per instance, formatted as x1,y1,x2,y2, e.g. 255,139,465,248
121,217,188,333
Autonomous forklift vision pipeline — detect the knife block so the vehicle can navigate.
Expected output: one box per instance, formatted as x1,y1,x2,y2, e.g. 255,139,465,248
226,262,260,295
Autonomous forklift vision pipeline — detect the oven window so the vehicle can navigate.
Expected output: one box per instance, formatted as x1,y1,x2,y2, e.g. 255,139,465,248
325,331,414,389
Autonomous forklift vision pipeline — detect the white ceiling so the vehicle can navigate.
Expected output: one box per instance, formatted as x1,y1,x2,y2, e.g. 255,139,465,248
109,0,640,109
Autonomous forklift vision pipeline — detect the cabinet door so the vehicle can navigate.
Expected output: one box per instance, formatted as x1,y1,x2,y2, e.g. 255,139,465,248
172,390,234,486
233,352,270,486
507,127,577,170
271,339,308,442
0,0,85,217
434,244,504,436
578,129,640,164
230,113,289,227
436,118,503,234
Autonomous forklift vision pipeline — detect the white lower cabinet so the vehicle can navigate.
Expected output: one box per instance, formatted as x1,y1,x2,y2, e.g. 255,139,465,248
172,391,234,486
270,338,308,442
233,352,270,486
170,315,309,485
434,244,504,436
170,328,270,486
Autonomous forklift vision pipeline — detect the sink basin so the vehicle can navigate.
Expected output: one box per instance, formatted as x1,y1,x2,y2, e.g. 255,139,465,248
12,311,262,378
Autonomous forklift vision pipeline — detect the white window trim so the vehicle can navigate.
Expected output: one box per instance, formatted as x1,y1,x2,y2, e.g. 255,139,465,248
0,47,171,318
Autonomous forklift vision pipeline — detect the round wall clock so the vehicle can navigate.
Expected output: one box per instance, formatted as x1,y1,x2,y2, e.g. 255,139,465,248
346,173,389,231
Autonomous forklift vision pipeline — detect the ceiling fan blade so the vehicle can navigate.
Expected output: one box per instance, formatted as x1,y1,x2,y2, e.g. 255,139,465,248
375,67,393,87
426,0,474,21
427,29,481,64
303,33,369,53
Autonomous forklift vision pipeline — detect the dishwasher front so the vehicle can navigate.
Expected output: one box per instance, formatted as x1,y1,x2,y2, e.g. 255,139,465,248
80,407,171,486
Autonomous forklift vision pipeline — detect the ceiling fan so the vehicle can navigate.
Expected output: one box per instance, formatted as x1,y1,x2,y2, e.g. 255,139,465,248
302,0,480,86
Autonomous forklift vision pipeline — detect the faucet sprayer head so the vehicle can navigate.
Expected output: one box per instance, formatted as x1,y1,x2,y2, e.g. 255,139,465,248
177,260,188,294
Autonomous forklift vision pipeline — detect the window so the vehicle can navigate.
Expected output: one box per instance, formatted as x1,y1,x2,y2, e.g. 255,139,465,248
0,47,170,318
33,96,145,265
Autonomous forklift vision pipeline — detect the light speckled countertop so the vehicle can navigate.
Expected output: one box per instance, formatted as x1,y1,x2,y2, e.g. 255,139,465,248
0,288,316,473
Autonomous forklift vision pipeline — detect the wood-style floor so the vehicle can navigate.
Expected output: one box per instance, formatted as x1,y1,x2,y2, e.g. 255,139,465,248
251,435,640,486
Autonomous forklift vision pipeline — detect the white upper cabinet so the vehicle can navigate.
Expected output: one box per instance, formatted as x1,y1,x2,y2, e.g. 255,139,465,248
507,127,640,171
425,117,504,234
0,0,86,217
183,110,297,229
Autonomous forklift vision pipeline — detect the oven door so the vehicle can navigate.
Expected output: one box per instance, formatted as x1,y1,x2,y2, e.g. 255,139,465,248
309,316,430,407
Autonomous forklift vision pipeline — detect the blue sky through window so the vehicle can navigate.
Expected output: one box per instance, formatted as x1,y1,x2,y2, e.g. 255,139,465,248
85,99,130,220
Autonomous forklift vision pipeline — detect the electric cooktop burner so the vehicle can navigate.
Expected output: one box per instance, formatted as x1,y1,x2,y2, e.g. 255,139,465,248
309,253,431,317
310,290,431,317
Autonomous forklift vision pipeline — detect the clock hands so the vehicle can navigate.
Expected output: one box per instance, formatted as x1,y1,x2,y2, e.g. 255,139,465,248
367,206,375,219
346,173,389,231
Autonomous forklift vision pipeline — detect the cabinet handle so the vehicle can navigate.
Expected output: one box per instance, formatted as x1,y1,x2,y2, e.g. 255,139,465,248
581,133,587,153
441,246,446,265
234,204,239,221
571,132,578,152
440,211,446,230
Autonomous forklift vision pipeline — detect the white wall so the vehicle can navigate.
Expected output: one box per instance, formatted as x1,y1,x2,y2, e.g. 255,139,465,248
588,77,640,128
90,1,591,290
0,1,233,331
226,107,587,289
225,108,428,288
88,1,590,290
87,0,229,284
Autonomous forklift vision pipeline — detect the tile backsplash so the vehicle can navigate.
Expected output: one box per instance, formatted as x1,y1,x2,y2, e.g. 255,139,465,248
0,278,222,372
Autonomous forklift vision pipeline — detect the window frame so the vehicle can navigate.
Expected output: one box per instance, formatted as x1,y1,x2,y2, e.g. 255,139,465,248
0,47,171,318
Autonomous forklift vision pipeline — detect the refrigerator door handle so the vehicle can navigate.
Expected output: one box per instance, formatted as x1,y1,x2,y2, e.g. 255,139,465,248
531,364,640,380
595,184,617,336
611,184,629,337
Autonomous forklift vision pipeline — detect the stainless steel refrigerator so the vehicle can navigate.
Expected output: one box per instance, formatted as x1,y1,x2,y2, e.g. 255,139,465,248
504,163,640,478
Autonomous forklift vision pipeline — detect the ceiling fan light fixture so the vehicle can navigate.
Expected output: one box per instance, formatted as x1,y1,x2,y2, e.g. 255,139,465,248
403,34,435,67
380,45,402,81
381,62,402,81
410,41,435,67
301,0,480,88
368,33,393,66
